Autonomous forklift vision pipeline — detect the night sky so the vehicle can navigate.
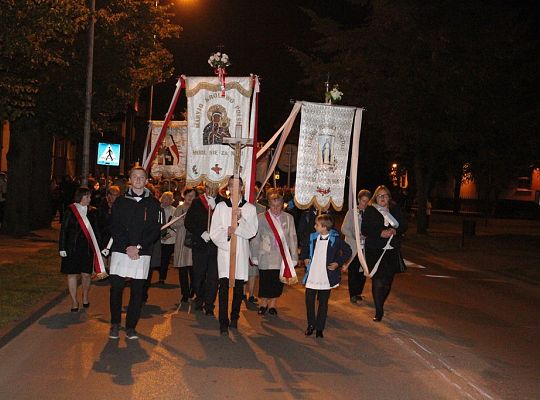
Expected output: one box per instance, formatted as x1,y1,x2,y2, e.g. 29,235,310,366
150,0,323,140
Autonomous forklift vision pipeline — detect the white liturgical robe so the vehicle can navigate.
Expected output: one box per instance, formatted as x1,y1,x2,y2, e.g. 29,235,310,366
210,199,258,281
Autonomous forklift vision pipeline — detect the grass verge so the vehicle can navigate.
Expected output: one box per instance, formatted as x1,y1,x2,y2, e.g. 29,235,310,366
0,248,65,329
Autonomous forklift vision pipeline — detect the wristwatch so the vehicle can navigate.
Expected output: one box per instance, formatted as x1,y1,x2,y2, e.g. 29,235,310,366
136,244,142,250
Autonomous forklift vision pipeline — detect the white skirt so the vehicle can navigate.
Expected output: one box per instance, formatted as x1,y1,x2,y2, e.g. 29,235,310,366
110,252,151,279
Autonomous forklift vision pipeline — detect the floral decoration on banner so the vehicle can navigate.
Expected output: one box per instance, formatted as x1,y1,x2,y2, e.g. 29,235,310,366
208,52,231,97
325,84,344,105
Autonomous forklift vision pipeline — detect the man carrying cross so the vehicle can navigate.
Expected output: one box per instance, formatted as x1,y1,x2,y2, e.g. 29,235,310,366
210,176,258,336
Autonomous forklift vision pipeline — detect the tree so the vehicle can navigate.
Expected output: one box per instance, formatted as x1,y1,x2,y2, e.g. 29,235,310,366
292,0,539,232
1,0,181,234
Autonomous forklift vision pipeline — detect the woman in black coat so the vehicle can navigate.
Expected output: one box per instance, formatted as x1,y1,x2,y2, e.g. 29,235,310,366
361,185,407,322
59,187,101,312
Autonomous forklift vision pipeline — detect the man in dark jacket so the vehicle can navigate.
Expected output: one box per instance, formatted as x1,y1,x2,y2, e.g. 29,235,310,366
108,167,162,340
184,184,221,315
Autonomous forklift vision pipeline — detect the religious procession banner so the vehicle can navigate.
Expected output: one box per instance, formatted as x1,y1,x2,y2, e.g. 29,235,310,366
148,121,188,179
294,101,356,211
185,76,256,190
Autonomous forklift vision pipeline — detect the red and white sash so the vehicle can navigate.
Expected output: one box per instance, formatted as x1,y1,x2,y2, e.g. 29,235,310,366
265,211,298,285
69,204,108,279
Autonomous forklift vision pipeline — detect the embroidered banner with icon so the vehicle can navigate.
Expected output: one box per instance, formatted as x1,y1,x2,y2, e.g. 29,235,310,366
185,76,256,189
294,101,355,211
148,120,188,180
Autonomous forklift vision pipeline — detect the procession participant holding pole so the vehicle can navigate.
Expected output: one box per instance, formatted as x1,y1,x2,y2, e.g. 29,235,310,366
210,177,258,336
250,189,298,316
341,189,372,303
108,167,162,340
184,184,221,315
59,186,105,312
361,185,408,322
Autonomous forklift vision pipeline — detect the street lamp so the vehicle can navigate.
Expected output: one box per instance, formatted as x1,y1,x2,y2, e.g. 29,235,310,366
81,0,96,186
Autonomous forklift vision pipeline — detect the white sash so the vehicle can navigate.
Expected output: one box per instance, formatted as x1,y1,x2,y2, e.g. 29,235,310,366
368,205,398,278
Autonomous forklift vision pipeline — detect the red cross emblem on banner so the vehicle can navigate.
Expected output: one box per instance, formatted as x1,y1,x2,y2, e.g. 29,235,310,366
211,164,222,174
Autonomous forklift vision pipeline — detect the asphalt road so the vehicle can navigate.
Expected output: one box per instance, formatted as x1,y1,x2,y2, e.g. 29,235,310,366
0,256,538,400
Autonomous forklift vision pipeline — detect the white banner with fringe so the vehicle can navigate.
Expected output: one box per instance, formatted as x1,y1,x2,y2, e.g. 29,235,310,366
185,76,256,190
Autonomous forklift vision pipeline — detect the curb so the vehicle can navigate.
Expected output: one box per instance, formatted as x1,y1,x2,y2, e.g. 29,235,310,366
0,289,68,350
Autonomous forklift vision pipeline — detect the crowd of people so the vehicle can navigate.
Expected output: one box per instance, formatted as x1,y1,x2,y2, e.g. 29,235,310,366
57,167,408,340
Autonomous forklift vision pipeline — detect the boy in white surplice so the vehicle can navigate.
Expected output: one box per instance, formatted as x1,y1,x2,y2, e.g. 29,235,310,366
301,214,351,338
210,177,258,336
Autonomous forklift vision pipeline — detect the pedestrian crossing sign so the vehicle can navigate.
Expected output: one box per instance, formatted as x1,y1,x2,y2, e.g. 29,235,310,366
97,143,121,166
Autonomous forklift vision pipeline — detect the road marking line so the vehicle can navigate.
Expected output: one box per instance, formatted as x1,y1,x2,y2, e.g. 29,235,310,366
404,260,427,269
392,335,496,400
410,338,432,355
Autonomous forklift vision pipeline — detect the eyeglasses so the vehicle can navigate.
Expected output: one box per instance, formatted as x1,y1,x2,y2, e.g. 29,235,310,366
376,194,390,199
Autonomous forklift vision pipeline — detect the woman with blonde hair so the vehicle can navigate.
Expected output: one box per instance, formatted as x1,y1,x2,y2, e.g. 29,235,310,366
361,185,407,322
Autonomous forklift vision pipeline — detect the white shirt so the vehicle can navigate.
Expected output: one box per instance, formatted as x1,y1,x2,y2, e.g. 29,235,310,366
305,235,338,290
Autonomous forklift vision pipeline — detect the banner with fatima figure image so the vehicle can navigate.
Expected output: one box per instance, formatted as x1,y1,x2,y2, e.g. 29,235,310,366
148,121,188,180
185,76,256,190
294,101,356,211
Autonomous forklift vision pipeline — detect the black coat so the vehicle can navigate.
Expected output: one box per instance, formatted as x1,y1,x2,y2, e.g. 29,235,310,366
184,195,222,251
361,204,407,250
110,188,162,256
59,205,100,255
97,199,113,248
361,204,408,278
59,205,100,274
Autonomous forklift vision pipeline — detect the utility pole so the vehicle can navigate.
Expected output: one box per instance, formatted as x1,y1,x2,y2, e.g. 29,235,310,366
82,0,95,186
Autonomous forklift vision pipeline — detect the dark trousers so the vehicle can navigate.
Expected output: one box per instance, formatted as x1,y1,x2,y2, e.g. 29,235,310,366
218,278,244,328
371,275,394,318
305,288,331,331
347,256,366,298
192,246,218,311
110,274,145,330
178,266,193,301
159,243,174,281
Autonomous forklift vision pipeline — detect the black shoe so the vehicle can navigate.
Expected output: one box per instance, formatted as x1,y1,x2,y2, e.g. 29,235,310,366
257,306,267,315
70,307,79,312
220,326,229,336
248,296,258,303
230,319,238,329
158,279,165,285
205,309,215,316
268,307,278,316
305,325,315,336
83,302,90,308
126,328,139,340
316,330,324,338
373,312,383,322
350,296,358,304
108,324,120,339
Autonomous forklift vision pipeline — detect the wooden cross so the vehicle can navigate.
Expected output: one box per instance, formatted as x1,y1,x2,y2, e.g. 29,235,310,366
223,128,253,288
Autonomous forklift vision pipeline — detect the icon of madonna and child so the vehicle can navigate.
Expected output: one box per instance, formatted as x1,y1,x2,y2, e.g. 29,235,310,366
202,104,232,145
